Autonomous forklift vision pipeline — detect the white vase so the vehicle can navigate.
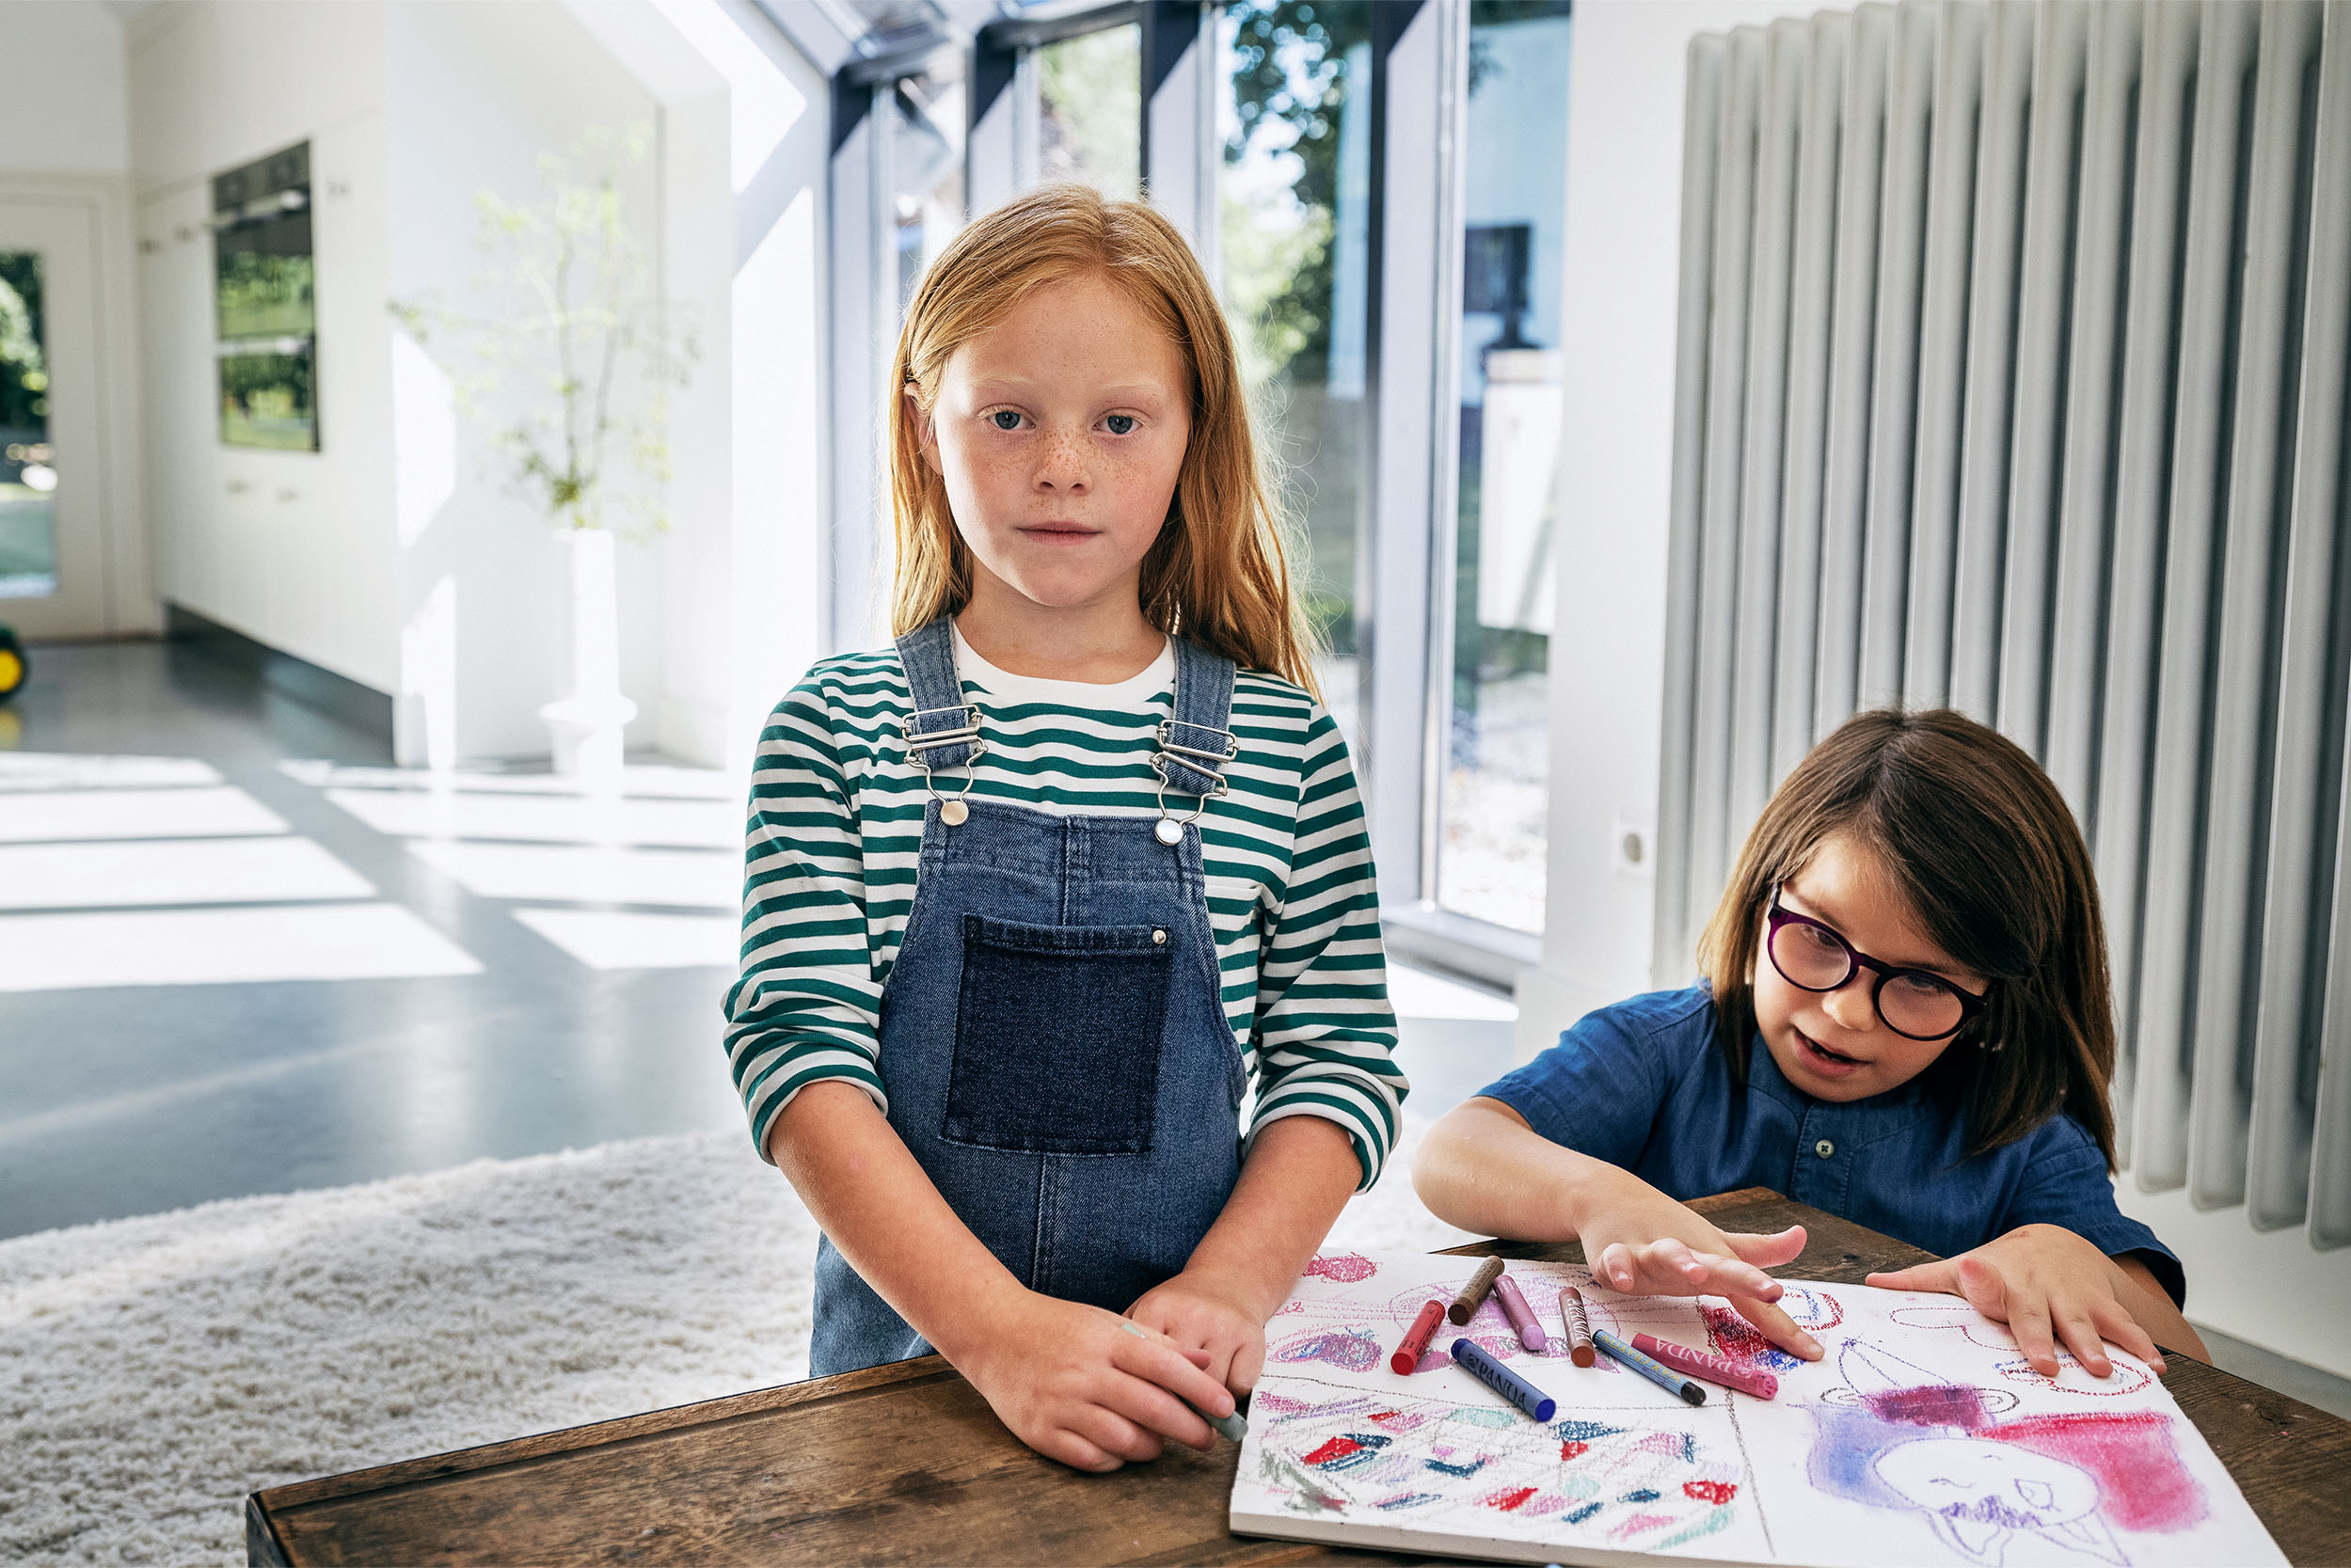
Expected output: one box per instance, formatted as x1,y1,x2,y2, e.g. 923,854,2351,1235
537,526,637,783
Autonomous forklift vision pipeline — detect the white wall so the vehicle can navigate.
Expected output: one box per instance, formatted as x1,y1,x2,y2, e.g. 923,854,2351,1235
0,2,131,174
125,0,828,768
1523,0,2351,1381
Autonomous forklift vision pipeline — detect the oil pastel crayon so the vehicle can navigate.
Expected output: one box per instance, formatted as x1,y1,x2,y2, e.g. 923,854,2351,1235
1632,1333,1779,1400
1491,1274,1547,1352
1391,1299,1446,1375
1592,1328,1706,1405
1449,1256,1506,1324
1559,1286,1596,1368
1119,1319,1248,1439
1450,1338,1557,1422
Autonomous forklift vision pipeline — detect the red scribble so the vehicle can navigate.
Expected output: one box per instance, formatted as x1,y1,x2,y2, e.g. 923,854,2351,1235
1701,1306,1783,1364
1485,1486,1538,1512
1981,1412,2207,1533
1560,1440,1589,1461
1867,1384,1990,1430
1305,1253,1378,1283
1683,1481,1738,1505
1302,1436,1363,1466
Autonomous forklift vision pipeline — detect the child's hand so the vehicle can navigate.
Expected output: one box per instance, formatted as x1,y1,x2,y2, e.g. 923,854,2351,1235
1579,1180,1819,1359
1128,1270,1267,1393
1866,1224,2168,1379
956,1291,1237,1472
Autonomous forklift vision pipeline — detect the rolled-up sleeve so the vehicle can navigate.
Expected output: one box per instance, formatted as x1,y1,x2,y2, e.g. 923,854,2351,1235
1997,1116,2186,1307
1247,706,1407,1191
1477,1002,1673,1169
722,682,885,1164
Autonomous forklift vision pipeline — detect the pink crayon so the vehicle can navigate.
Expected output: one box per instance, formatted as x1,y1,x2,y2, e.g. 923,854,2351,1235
1491,1274,1547,1352
1632,1333,1779,1400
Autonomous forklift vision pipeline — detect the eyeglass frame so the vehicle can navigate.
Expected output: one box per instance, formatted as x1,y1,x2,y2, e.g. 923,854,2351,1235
1762,887,1992,1042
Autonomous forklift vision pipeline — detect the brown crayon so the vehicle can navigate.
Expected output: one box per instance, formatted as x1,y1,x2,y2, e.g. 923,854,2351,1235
1449,1256,1505,1324
1560,1285,1596,1367
1391,1299,1445,1374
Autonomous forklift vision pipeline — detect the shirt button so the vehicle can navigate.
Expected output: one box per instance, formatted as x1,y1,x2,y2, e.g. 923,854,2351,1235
1815,1138,1835,1159
1152,928,1168,945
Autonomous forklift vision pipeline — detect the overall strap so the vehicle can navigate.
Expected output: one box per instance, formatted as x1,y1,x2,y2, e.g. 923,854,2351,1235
1154,638,1239,800
894,616,982,772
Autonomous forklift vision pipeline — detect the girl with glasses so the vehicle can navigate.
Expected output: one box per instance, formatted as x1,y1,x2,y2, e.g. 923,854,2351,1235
1413,707,2203,1380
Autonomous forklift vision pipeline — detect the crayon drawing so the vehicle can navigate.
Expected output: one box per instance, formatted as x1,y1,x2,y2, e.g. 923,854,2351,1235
1231,1249,2283,1568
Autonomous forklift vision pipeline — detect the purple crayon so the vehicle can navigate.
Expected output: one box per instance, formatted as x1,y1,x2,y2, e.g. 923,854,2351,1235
1491,1273,1547,1352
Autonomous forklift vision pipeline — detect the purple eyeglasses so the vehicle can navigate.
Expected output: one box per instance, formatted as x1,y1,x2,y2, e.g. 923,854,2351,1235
1764,888,1991,1041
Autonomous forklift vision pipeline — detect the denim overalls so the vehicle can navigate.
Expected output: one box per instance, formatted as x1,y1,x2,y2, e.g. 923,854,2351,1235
808,615,1250,1376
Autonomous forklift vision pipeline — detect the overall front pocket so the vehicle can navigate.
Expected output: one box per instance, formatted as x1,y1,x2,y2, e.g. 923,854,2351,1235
944,914,1173,1154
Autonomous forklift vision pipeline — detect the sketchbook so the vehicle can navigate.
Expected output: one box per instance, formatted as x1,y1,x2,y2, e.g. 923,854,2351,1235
1229,1250,2283,1568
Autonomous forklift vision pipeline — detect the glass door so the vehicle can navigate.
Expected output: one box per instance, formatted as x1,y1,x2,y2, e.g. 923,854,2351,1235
0,198,109,640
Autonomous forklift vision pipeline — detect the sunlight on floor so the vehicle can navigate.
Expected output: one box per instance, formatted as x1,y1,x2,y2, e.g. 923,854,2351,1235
0,785,290,843
0,836,376,911
0,904,482,990
0,752,225,791
512,908,738,970
325,787,738,848
405,840,737,908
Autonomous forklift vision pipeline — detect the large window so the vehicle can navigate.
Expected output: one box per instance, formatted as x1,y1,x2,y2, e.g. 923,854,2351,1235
1038,24,1142,199
1216,0,1374,746
819,0,1570,964
1437,0,1571,935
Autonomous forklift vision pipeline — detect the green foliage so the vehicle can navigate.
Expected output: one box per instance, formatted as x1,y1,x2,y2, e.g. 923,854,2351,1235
389,124,693,534
0,254,47,432
1037,27,1140,196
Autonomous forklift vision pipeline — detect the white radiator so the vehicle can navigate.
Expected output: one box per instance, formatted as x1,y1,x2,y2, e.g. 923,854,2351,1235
1653,1,2351,1249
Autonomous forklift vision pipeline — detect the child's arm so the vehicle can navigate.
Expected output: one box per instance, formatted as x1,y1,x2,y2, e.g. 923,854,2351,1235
1866,1228,2209,1378
1415,1097,1820,1358
768,1082,1241,1472
1126,1115,1362,1392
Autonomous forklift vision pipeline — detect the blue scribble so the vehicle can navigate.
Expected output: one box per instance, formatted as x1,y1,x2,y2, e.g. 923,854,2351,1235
1621,1488,1660,1503
1424,1456,1488,1479
1565,1501,1604,1525
1552,1419,1626,1443
1374,1492,1440,1511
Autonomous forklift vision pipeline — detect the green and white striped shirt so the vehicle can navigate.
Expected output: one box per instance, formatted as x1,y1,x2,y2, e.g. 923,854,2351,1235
724,627,1406,1188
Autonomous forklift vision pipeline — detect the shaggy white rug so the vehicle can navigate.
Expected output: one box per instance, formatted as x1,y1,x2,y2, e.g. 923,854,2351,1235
0,1119,1473,1567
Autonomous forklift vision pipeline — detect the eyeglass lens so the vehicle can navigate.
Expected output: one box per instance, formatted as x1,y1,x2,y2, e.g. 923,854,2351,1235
1769,917,1967,1039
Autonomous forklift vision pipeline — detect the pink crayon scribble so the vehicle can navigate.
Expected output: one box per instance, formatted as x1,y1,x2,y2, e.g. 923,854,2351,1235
1634,1431,1686,1457
1683,1480,1738,1505
1306,1253,1378,1283
1253,1392,1309,1418
1982,1412,2206,1533
1613,1512,1678,1541
1702,1305,1804,1372
1271,1328,1384,1374
1485,1486,1538,1512
1867,1384,1990,1430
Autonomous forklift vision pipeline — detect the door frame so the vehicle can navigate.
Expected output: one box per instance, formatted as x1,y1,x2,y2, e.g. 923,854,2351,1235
0,171,151,641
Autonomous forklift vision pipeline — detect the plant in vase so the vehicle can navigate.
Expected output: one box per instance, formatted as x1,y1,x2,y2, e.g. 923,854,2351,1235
389,124,691,781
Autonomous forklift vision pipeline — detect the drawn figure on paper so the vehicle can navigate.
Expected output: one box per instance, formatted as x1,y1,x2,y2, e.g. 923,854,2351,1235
1810,1341,2206,1565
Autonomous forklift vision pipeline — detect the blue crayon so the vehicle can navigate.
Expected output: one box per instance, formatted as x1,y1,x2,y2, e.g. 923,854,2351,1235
1450,1338,1557,1422
1592,1328,1707,1405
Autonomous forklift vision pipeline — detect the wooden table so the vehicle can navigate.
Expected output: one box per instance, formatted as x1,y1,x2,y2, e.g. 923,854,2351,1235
246,1188,2351,1565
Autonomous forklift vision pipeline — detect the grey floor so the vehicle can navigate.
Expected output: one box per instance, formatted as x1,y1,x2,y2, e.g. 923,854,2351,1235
0,638,1522,1245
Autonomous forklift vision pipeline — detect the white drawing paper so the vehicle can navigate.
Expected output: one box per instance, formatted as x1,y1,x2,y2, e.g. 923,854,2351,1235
1229,1250,2284,1568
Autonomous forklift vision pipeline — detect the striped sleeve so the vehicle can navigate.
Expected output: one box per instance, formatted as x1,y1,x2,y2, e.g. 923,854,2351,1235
1245,701,1407,1190
722,672,888,1164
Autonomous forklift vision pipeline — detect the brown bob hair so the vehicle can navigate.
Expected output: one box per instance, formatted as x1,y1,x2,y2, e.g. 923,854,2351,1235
886,182,1320,696
1694,708,2121,1170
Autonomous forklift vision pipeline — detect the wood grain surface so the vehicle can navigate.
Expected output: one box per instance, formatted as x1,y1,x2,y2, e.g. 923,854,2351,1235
247,1189,2351,1566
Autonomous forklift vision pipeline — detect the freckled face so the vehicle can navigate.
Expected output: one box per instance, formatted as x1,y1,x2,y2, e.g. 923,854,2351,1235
912,271,1192,616
1752,832,1990,1101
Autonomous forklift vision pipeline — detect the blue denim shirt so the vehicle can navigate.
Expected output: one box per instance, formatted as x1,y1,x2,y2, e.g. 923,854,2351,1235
1480,984,2184,1306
